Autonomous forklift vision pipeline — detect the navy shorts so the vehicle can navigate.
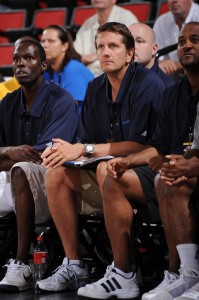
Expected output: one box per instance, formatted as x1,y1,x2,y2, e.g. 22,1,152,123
133,166,160,222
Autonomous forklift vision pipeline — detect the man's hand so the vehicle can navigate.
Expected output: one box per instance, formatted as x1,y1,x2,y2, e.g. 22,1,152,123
6,145,41,163
41,138,84,168
159,154,199,186
148,155,169,173
106,157,129,179
159,60,177,75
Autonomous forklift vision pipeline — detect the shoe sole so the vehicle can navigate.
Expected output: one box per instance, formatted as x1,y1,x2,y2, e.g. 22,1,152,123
78,290,140,299
0,283,33,292
35,276,89,293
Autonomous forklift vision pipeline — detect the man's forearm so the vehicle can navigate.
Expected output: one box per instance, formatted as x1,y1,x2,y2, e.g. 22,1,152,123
93,141,146,158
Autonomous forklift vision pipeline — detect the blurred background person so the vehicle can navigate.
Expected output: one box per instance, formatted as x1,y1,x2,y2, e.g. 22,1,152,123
41,25,94,113
129,22,174,88
74,0,138,76
153,0,199,81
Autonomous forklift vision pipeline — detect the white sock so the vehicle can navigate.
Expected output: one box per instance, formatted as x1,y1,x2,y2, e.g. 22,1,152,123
177,244,199,272
114,267,133,279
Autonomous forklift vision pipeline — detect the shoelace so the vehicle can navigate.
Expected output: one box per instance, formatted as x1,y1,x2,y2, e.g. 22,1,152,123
5,261,23,279
51,263,78,285
153,271,177,291
104,263,114,278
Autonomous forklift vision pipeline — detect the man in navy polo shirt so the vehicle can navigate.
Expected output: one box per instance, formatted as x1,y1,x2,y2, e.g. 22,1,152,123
0,38,78,292
93,21,199,300
37,22,165,295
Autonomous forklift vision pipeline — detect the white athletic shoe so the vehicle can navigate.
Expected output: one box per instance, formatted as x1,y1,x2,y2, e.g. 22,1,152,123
174,281,199,300
142,270,179,300
0,259,33,292
142,266,199,300
35,257,89,292
78,267,140,299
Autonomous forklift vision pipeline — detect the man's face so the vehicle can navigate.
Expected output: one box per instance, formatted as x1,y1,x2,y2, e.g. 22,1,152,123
96,31,133,75
13,42,45,85
129,25,157,68
91,0,116,9
177,23,199,69
168,0,192,18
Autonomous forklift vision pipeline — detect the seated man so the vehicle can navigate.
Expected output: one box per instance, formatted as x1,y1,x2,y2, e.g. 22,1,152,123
150,111,199,300
37,22,165,296
0,38,78,292
129,22,174,88
77,21,199,299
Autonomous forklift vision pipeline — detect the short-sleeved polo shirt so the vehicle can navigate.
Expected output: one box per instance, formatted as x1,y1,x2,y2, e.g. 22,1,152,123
149,77,198,154
77,63,165,145
0,79,78,151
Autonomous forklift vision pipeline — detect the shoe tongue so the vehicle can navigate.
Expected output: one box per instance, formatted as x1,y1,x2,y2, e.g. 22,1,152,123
63,257,70,265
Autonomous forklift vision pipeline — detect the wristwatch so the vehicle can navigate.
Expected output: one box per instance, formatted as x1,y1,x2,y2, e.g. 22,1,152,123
84,144,94,157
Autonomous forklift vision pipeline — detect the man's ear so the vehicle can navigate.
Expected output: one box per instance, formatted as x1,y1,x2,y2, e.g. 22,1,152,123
41,61,48,73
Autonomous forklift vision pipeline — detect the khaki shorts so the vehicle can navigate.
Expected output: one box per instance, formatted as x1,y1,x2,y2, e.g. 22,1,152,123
77,169,103,215
0,162,51,224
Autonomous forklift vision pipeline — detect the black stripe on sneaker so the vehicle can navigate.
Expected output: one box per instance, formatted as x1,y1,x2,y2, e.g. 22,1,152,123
106,280,115,291
101,283,110,293
112,277,122,289
101,277,122,293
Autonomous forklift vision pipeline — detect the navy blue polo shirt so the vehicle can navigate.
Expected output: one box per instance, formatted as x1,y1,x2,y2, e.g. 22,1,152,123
77,63,165,144
151,59,174,89
0,79,78,151
149,76,197,154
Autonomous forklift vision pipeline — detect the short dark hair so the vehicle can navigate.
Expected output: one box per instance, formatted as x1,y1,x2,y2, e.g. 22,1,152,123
15,39,46,62
95,22,135,50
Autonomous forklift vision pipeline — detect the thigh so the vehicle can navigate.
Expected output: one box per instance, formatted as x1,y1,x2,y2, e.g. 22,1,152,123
11,162,51,223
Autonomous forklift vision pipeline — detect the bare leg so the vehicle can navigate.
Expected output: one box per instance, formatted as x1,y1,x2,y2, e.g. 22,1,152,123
155,175,198,273
12,167,35,265
45,166,82,260
97,163,146,273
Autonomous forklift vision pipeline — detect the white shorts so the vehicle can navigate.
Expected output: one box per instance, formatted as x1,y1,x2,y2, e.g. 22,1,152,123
0,162,51,224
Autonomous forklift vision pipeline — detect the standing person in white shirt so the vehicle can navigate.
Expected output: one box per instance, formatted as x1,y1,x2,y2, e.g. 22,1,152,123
153,0,199,81
74,0,138,76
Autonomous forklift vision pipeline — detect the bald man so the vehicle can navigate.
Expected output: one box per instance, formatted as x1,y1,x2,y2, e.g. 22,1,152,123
129,23,174,88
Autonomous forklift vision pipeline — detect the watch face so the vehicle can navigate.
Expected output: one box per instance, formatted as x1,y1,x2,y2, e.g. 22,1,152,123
87,145,93,152
85,144,94,153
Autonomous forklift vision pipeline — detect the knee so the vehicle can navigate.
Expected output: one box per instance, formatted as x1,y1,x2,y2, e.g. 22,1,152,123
46,166,65,188
11,166,27,187
96,162,108,190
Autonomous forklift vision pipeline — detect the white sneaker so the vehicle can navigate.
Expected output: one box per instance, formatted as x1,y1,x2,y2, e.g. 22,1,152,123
78,267,140,299
35,257,89,292
142,266,199,300
0,259,33,292
142,270,179,300
174,281,199,300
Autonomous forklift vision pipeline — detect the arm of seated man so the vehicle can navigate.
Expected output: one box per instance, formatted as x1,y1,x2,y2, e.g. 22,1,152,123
159,60,184,76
